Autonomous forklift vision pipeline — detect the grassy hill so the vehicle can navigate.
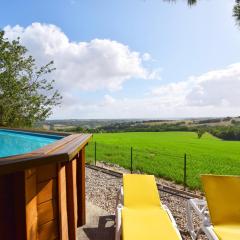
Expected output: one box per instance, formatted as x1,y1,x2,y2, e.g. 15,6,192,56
86,132,240,189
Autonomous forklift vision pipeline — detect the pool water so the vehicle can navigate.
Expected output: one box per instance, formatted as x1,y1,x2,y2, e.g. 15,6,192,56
0,129,63,158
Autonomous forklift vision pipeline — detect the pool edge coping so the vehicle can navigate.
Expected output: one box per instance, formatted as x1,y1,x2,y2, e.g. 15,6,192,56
0,128,92,175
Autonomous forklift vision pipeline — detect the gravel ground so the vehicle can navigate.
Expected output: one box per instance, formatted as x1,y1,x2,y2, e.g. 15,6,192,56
86,166,207,240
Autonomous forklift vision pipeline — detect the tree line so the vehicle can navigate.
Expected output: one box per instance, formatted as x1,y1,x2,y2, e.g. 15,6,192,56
61,121,240,141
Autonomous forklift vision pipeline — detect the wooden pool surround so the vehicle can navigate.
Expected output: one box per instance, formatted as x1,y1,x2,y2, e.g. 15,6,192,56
0,130,92,240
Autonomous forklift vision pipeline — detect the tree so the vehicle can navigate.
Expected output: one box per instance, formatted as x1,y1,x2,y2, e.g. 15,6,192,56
233,0,240,27
197,128,205,139
0,31,62,127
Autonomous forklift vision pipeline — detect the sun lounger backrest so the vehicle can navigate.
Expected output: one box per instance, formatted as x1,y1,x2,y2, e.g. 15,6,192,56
201,174,240,225
123,174,161,208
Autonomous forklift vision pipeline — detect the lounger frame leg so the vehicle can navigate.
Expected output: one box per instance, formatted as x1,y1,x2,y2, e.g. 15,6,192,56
186,199,218,240
186,199,206,240
202,226,219,240
186,200,200,240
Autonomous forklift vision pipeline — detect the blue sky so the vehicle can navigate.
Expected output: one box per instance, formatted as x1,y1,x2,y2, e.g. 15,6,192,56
1,0,240,119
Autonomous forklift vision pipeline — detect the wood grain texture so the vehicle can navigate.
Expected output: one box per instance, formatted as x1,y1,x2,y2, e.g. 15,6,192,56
14,172,27,240
37,179,57,204
66,159,78,240
0,173,27,240
38,219,59,240
0,131,91,240
37,164,57,183
38,199,57,226
56,135,91,161
25,168,37,178
25,171,38,240
77,148,86,227
58,163,69,240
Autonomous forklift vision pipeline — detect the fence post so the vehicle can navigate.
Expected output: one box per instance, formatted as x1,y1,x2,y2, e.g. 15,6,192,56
94,141,97,166
130,147,133,174
184,153,187,190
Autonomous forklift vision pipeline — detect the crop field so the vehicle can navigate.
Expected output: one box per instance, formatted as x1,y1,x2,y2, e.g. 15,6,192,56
86,132,240,189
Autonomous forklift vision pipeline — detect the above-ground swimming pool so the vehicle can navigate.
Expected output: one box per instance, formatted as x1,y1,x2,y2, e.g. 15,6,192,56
0,129,92,240
0,129,63,158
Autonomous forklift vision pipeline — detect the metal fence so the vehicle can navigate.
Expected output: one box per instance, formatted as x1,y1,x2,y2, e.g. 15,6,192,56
86,141,189,189
86,140,240,189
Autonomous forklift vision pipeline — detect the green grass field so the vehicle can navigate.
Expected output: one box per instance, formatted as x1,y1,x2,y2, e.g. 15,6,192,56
86,132,240,189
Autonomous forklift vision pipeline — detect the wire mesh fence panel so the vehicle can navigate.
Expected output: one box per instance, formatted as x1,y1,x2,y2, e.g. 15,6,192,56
85,141,95,164
87,141,186,184
86,141,132,169
186,152,240,189
97,143,131,168
132,147,185,184
86,140,240,189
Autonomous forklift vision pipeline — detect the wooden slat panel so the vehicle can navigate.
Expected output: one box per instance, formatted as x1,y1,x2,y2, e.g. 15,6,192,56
25,168,36,179
38,199,57,226
14,172,27,240
77,148,86,227
0,174,18,239
25,173,37,203
34,134,81,155
58,163,69,240
38,219,59,240
0,173,27,240
55,135,91,160
73,160,77,226
37,164,57,183
0,153,68,176
25,171,38,240
26,196,38,240
66,160,77,240
0,133,91,240
37,179,57,204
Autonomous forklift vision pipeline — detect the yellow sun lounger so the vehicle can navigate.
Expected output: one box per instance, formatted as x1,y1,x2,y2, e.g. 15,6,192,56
115,174,182,240
187,175,240,240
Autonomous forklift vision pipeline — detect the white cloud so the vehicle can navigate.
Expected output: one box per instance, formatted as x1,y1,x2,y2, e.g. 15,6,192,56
52,63,240,119
152,63,240,108
186,63,240,107
102,94,116,105
3,23,240,119
142,53,151,61
3,23,159,92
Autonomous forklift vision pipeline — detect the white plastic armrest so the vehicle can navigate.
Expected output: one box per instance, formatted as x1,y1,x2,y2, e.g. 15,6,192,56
115,204,123,240
120,186,123,205
116,186,124,208
163,205,182,239
115,186,123,240
163,205,177,227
